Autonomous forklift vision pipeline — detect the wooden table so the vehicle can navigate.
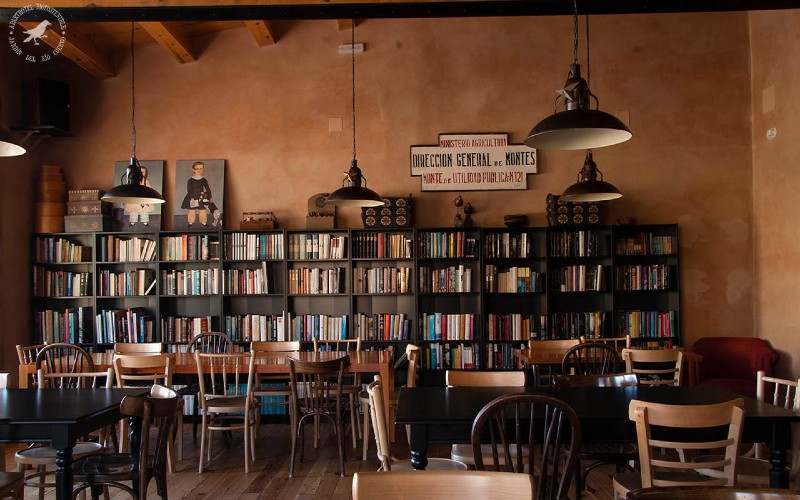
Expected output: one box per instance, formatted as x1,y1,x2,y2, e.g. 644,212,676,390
0,388,146,500
395,385,800,488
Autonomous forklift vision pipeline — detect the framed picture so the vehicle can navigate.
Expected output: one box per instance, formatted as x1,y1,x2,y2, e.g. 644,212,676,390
173,159,225,230
112,160,164,232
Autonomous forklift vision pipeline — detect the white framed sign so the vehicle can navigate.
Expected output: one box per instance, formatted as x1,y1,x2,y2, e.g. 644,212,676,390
410,133,537,191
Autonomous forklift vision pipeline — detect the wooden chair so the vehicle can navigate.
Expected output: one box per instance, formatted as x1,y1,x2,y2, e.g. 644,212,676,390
611,398,745,499
622,348,684,386
366,374,466,471
562,341,623,375
0,472,24,500
581,334,632,350
446,370,526,466
694,370,800,487
471,393,582,500
113,342,164,354
626,486,800,499
250,341,300,434
16,343,46,388
288,355,349,478
17,367,114,500
554,372,640,494
73,386,179,500
194,351,257,473
352,470,534,500
35,343,95,381
528,338,581,386
312,338,362,449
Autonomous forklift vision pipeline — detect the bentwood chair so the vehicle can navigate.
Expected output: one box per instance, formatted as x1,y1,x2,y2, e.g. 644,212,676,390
312,338,362,448
15,343,46,388
195,351,257,473
250,341,300,427
471,393,582,500
622,348,684,386
528,338,581,386
0,472,24,500
367,375,466,471
72,386,179,500
612,398,745,499
580,334,632,350
562,342,623,376
113,342,164,354
352,470,534,500
626,486,800,499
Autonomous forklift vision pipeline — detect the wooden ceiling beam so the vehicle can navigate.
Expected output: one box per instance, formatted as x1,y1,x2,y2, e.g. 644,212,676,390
138,21,196,63
243,20,276,47
20,21,115,79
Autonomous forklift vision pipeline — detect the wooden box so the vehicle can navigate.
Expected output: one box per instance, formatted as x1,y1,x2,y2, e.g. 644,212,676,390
67,200,111,216
67,189,104,202
64,215,111,232
546,193,603,226
306,215,335,230
240,211,278,230
361,195,413,228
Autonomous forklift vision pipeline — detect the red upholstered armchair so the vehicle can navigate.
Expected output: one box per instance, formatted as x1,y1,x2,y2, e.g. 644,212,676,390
687,337,778,398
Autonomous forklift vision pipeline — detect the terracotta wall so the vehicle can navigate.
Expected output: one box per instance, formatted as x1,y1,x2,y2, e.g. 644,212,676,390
750,10,800,378
2,13,756,372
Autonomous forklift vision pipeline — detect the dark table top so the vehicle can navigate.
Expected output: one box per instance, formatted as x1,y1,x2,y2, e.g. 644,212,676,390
0,388,146,423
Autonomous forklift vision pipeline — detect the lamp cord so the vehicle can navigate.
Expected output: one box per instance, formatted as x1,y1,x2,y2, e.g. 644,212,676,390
351,19,356,162
585,14,590,89
130,21,136,159
572,0,579,65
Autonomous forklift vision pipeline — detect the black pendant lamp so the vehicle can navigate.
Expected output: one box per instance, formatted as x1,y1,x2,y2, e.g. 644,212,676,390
524,1,631,151
325,20,384,208
560,150,621,202
102,23,165,205
0,129,25,157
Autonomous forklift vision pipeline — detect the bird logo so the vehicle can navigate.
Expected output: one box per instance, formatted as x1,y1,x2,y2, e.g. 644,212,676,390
22,20,51,46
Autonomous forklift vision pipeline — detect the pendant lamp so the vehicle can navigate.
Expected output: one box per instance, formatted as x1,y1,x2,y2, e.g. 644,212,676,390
560,150,621,202
102,23,165,205
325,20,384,208
0,129,25,157
524,1,631,151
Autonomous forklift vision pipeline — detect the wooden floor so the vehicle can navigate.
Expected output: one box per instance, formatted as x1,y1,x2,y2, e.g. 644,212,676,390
3,422,616,499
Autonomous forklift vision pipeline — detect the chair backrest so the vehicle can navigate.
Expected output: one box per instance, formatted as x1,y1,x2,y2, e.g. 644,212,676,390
529,339,580,352
580,334,631,350
629,398,745,489
37,367,114,389
756,370,800,411
366,375,392,471
446,370,525,387
35,343,95,381
186,332,234,354
250,341,301,352
622,348,684,386
626,485,800,499
352,470,534,500
17,343,46,387
113,342,164,354
194,351,255,397
405,344,420,388
113,353,173,388
288,356,349,417
471,393,582,500
562,342,622,376
553,372,639,388
313,338,362,353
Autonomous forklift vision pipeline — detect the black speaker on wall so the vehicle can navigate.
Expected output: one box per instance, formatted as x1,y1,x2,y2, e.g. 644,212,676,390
22,78,70,134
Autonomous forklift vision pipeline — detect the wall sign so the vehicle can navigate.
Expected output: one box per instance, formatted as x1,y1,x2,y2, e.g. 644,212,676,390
410,133,537,191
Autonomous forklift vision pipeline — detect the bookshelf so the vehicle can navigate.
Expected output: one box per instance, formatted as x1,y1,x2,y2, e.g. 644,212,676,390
30,223,681,366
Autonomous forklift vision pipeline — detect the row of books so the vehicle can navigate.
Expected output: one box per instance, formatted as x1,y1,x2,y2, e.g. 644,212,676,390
417,231,478,259
161,316,212,343
484,265,542,293
33,268,92,297
550,311,609,339
287,313,348,341
418,265,472,293
97,235,157,262
617,310,677,338
287,233,347,260
615,233,676,256
160,234,219,261
486,313,547,341
222,263,271,295
353,312,412,341
420,312,476,341
95,308,156,344
223,232,284,261
353,266,411,294
615,265,671,291
224,313,285,342
98,269,156,296
423,343,476,370
287,267,345,295
351,232,413,259
35,236,90,263
548,230,603,258
552,264,604,292
484,232,534,259
484,342,525,370
160,268,220,296
35,307,92,344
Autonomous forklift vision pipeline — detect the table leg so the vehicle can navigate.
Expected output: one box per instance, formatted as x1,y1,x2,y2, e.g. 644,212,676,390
769,421,791,488
54,442,75,500
129,414,142,495
408,424,429,470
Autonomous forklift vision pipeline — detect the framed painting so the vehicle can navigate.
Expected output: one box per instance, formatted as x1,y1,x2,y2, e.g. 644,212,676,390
173,159,225,230
111,160,164,232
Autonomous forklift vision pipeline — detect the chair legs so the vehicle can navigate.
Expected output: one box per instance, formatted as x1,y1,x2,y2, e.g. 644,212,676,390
289,413,346,478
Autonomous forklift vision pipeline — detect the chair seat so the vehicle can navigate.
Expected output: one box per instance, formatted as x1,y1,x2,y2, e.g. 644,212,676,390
693,455,770,486
386,458,468,471
16,442,105,465
613,470,725,495
73,453,135,479
451,443,528,466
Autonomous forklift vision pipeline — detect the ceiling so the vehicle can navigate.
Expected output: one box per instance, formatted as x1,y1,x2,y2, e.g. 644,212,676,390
1,0,798,79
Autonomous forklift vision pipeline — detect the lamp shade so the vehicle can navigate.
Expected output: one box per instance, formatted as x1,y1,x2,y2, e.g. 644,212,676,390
524,108,632,151
560,150,622,202
102,157,165,204
0,129,25,157
326,159,384,207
